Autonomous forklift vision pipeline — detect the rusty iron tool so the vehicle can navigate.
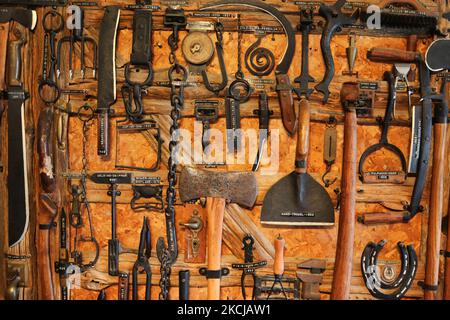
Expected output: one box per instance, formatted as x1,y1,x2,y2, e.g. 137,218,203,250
179,167,257,300
231,234,267,300
315,0,357,103
200,0,297,135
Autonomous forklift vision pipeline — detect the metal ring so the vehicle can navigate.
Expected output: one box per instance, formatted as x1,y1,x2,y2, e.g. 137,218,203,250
124,62,153,87
42,11,64,33
229,79,252,103
77,104,94,122
38,80,60,104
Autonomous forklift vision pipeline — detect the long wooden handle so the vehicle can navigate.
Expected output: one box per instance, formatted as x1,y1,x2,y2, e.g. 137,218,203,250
273,235,285,276
445,185,450,299
331,104,357,300
424,123,447,300
295,98,310,173
206,197,226,300
367,48,418,63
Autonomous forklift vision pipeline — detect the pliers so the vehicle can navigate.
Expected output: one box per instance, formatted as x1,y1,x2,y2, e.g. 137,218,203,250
132,217,152,300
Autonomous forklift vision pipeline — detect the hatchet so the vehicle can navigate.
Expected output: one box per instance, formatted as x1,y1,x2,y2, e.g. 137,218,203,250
179,167,257,300
0,7,37,30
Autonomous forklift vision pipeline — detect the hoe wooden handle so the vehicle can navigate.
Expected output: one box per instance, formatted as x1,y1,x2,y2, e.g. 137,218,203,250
206,197,226,300
273,235,285,276
295,98,310,174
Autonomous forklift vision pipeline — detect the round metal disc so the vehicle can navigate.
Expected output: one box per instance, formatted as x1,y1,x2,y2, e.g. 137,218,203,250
182,31,214,65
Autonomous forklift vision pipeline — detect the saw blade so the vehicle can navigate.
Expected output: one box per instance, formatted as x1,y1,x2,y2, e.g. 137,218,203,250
408,104,422,174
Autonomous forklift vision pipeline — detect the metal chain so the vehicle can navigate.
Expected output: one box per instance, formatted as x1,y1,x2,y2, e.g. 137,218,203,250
158,19,187,300
72,104,99,270
236,14,244,80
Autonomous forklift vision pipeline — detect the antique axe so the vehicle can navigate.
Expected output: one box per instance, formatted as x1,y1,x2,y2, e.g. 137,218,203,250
179,167,257,300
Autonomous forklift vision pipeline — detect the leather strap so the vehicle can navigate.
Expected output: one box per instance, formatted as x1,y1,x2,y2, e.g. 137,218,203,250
130,10,152,66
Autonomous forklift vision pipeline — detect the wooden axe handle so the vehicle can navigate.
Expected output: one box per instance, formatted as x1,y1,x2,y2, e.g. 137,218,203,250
206,197,226,300
367,48,418,63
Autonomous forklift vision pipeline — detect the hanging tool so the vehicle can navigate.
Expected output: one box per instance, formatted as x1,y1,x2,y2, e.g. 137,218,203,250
89,172,137,276
179,270,190,300
358,71,407,184
179,167,257,300
315,0,357,103
96,6,120,156
157,6,187,300
39,10,63,105
121,1,153,123
118,272,129,300
54,208,70,300
179,209,204,262
361,240,417,300
130,185,164,212
231,234,267,300
261,7,334,226
322,116,337,188
252,91,272,172
69,104,100,273
225,15,252,154
244,32,275,77
297,259,326,300
331,82,359,300
422,78,448,300
360,48,437,224
202,21,227,94
57,7,97,80
267,235,287,300
7,26,31,247
182,21,228,94
200,0,297,135
132,217,151,300
194,101,219,151
0,7,37,29
343,33,358,77
426,39,450,72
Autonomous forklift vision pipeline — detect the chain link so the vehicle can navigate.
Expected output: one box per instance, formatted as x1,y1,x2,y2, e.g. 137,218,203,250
158,19,187,300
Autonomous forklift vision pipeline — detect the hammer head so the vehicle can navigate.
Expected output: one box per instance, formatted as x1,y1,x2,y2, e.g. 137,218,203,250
340,82,360,104
179,167,258,208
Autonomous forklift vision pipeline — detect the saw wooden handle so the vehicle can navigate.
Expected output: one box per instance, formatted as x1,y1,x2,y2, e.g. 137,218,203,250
331,88,357,300
358,212,406,224
367,48,418,63
273,235,285,276
206,197,226,300
295,98,310,173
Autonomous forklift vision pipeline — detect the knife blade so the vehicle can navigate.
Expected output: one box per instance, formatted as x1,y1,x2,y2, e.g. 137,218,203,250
97,6,120,157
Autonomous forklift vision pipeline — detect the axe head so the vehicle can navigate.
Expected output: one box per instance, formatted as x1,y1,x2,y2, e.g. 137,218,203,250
0,8,37,30
179,167,258,208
